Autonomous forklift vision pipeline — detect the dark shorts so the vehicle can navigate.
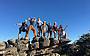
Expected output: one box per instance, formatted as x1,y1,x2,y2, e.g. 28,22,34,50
37,26,41,30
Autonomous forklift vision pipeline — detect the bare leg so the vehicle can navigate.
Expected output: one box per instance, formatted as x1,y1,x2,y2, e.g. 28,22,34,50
25,25,31,40
31,26,37,38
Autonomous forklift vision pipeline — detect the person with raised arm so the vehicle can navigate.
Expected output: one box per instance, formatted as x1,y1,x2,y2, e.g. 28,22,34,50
17,20,28,40
26,17,37,41
58,25,66,40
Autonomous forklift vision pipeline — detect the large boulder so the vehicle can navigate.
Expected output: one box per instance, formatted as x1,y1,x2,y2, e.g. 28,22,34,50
7,39,16,47
0,41,6,50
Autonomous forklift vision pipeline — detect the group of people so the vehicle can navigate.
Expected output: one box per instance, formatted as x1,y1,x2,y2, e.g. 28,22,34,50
17,17,67,42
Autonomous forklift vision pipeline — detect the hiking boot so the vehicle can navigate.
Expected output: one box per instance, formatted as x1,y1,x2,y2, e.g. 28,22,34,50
31,37,38,43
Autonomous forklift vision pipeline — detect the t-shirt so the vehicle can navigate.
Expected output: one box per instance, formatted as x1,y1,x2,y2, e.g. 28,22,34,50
29,18,36,27
47,24,52,31
21,24,28,30
41,25,48,32
37,20,43,26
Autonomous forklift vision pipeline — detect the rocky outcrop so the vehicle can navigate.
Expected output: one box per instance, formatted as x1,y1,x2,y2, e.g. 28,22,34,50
0,37,71,56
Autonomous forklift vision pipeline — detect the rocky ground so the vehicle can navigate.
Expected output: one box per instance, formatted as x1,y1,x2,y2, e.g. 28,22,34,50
0,33,90,56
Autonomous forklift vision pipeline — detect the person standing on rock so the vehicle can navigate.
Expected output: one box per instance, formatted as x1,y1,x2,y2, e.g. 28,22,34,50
41,21,48,38
47,22,52,38
52,22,58,38
58,25,66,40
26,17,37,41
37,17,43,37
58,25,63,40
18,20,28,40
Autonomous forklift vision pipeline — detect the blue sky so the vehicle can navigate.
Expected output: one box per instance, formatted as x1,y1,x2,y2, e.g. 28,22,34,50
0,0,90,43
